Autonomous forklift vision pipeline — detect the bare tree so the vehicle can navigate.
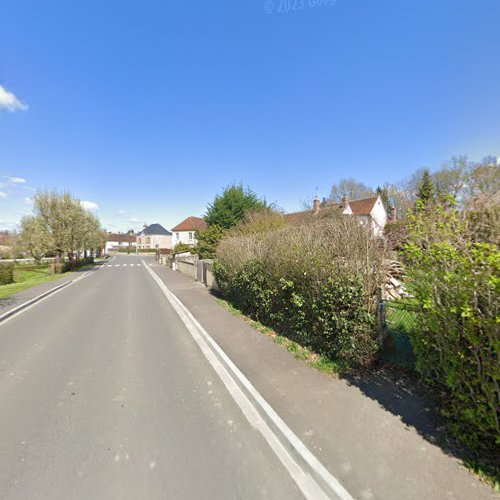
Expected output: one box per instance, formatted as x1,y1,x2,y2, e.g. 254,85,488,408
328,178,374,202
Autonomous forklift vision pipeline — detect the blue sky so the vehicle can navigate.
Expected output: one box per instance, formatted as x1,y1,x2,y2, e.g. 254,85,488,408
1,0,499,232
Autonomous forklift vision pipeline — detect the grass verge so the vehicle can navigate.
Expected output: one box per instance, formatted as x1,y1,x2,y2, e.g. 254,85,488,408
0,265,65,300
216,297,344,376
0,260,101,300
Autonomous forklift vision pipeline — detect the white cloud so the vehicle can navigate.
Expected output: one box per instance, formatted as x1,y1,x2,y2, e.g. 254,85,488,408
7,176,27,184
118,210,127,215
0,191,7,198
129,217,140,223
0,85,28,112
24,196,33,205
81,200,99,211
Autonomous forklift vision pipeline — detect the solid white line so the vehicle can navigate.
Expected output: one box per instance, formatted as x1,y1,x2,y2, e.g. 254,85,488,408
143,261,352,500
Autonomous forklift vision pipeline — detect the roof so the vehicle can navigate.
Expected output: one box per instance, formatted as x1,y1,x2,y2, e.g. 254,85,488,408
284,197,380,223
347,196,379,216
106,233,136,243
171,216,208,232
139,223,172,236
283,210,314,225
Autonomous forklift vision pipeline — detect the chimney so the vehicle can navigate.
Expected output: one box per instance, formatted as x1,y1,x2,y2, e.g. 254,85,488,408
313,195,320,214
341,195,349,208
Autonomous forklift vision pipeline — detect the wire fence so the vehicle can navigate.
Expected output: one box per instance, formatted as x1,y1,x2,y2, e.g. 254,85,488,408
378,300,417,369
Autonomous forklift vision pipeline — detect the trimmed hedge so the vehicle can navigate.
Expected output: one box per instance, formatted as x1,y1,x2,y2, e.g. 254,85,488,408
0,262,14,285
214,214,383,368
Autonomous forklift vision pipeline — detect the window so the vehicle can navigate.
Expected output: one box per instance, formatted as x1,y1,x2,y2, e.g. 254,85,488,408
146,237,150,244
189,232,193,240
176,233,180,240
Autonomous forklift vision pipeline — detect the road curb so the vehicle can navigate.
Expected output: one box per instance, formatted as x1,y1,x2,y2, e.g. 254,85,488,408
0,280,73,324
144,262,352,500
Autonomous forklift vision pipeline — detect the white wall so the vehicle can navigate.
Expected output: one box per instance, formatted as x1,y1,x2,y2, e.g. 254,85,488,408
172,230,197,247
105,240,137,253
370,197,388,238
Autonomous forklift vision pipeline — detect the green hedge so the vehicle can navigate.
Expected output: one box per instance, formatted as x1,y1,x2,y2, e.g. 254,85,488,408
403,202,499,459
48,262,70,275
215,261,376,365
214,215,382,368
0,262,14,285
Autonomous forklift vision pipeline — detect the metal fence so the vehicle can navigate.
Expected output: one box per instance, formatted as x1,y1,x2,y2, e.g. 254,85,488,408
378,300,417,369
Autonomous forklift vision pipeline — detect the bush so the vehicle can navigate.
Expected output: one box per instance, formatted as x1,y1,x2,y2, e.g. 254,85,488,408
0,262,14,285
48,262,70,275
214,213,383,367
403,201,499,458
172,242,193,254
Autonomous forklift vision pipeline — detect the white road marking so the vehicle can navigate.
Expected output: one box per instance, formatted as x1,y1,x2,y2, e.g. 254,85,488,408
143,262,352,500
115,265,120,267
123,264,128,267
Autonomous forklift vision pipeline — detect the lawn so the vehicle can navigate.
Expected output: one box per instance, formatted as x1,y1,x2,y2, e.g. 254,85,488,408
0,264,64,300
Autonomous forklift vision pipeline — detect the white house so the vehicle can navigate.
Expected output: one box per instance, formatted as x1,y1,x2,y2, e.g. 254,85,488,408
105,233,137,254
137,223,172,250
171,216,207,247
340,196,388,238
286,195,390,237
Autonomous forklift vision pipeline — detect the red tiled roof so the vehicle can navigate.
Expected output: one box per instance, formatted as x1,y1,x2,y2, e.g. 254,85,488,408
283,210,312,225
171,216,207,232
348,197,379,216
106,233,136,243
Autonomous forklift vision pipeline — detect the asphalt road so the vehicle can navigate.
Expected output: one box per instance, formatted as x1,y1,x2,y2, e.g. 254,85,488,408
0,255,304,499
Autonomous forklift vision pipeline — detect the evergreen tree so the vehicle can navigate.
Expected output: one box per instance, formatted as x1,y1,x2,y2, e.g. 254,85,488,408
416,170,435,206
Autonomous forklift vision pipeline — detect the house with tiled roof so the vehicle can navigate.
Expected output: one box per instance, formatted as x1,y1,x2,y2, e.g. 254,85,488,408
105,232,137,254
137,223,172,250
171,216,208,247
285,195,388,237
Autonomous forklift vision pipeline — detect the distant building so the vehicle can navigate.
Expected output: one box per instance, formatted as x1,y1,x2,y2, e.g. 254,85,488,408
285,195,389,238
105,233,137,254
171,216,207,247
137,223,172,250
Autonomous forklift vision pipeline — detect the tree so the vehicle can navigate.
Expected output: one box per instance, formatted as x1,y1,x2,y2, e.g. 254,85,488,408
433,155,470,202
17,216,44,260
328,178,374,202
194,225,226,259
17,191,104,263
416,170,435,206
468,162,500,200
205,184,266,229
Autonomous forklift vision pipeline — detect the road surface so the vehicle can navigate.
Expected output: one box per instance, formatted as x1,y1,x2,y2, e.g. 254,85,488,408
0,255,304,499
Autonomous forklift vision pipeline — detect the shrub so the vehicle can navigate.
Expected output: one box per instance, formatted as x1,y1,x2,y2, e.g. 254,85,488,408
0,262,14,285
48,262,70,275
403,201,499,458
194,225,226,259
172,242,193,254
214,213,383,367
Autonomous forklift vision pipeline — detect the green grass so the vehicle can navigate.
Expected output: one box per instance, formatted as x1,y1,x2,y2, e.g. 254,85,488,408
0,260,103,300
216,298,343,376
0,264,64,300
